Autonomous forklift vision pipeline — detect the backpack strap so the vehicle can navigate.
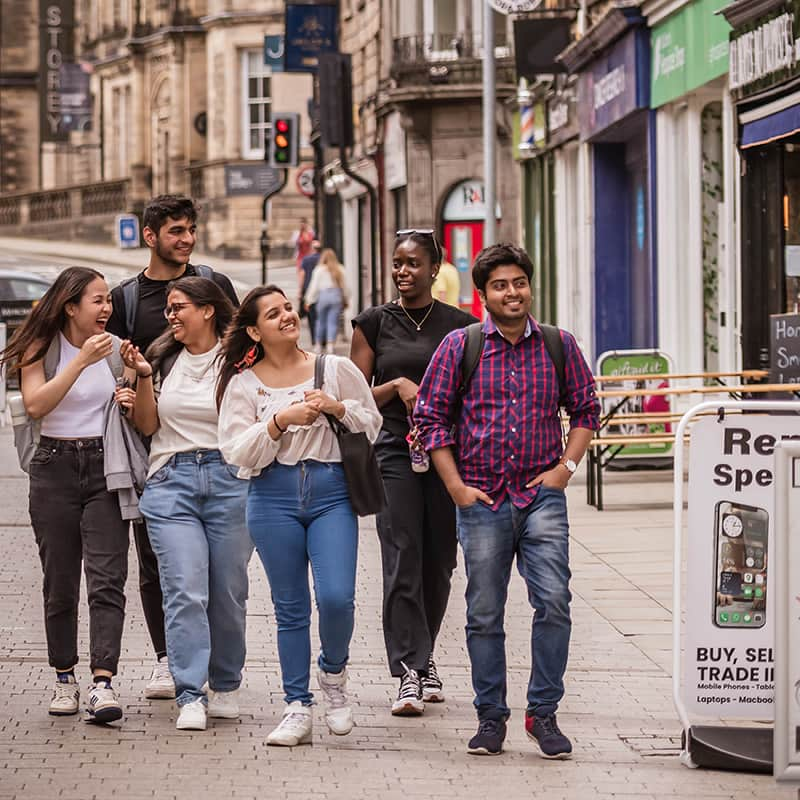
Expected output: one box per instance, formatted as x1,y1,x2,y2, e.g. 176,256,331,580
120,275,140,340
539,323,567,408
193,264,213,280
459,323,485,397
314,353,326,390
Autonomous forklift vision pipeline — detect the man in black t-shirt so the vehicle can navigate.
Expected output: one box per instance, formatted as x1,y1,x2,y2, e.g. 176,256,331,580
106,194,239,700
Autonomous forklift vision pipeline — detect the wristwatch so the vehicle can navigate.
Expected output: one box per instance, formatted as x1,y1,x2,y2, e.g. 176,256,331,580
560,457,577,475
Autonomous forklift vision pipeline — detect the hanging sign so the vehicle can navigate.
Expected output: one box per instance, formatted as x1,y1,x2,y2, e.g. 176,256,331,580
489,0,543,12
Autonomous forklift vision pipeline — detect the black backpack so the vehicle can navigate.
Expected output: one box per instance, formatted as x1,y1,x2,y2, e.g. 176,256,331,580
458,322,567,408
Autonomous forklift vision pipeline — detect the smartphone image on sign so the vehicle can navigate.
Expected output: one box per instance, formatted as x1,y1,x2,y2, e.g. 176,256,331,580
712,501,768,628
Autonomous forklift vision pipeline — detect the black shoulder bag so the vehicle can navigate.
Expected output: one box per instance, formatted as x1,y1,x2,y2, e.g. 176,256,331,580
314,354,386,517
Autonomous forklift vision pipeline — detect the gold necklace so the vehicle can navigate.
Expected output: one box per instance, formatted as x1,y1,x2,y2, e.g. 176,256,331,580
397,299,436,331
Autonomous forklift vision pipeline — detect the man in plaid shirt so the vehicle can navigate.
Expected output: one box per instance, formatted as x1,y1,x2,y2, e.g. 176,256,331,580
415,243,599,759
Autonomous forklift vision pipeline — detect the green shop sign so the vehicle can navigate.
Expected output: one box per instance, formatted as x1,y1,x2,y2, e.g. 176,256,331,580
651,0,731,107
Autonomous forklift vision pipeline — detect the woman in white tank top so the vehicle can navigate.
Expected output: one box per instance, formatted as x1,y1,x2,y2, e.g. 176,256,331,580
0,267,131,724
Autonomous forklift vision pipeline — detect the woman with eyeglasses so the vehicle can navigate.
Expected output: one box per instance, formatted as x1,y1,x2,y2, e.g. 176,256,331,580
124,276,252,732
350,229,477,716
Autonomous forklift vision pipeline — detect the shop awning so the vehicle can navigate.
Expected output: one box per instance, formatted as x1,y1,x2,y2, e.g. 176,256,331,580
741,102,800,148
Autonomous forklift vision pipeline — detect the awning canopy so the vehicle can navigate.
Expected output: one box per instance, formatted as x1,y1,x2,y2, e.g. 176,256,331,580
741,102,800,148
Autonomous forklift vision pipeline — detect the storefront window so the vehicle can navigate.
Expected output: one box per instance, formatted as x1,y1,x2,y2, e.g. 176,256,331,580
783,143,800,312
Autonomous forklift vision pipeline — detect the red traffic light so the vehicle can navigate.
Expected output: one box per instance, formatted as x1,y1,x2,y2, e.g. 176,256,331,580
276,119,289,133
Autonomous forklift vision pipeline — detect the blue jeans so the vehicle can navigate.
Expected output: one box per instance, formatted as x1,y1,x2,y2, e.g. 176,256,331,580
315,287,343,344
456,487,572,721
247,461,358,705
139,450,252,707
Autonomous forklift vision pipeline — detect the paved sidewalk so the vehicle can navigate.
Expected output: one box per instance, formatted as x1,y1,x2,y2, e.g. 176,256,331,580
0,429,791,799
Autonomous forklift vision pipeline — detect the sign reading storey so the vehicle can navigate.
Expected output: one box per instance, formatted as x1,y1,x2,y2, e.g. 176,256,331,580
489,0,542,12
684,414,800,718
284,3,338,73
39,0,76,143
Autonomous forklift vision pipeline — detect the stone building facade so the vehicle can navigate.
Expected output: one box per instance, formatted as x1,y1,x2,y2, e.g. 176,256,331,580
0,0,314,258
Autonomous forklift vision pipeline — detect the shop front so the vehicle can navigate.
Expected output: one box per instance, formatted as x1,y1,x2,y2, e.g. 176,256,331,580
564,16,656,360
724,0,800,369
650,0,733,373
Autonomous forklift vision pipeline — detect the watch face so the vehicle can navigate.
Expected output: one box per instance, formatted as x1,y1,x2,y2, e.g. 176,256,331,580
564,459,577,473
722,514,743,538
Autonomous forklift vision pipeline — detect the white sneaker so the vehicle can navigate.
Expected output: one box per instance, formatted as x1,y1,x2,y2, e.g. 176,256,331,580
317,668,354,735
145,658,175,699
266,701,313,746
85,681,123,724
208,689,239,719
49,674,79,716
176,699,207,731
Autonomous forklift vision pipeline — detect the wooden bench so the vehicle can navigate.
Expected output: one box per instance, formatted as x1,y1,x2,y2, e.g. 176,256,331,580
585,373,800,510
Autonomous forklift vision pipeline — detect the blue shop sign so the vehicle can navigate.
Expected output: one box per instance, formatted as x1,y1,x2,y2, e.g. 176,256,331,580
284,4,338,73
578,29,650,140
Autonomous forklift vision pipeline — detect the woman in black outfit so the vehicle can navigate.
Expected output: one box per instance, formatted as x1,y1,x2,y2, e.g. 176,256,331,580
350,230,476,716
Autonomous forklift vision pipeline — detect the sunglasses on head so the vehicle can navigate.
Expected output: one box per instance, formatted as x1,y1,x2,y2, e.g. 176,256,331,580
396,228,435,237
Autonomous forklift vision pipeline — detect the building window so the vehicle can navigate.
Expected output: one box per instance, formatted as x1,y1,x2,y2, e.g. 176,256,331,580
110,85,130,179
241,50,272,160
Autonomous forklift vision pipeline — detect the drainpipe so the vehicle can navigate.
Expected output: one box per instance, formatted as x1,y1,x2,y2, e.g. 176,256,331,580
339,145,379,309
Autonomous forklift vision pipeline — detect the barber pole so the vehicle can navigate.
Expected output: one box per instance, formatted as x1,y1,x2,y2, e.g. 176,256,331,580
517,83,535,154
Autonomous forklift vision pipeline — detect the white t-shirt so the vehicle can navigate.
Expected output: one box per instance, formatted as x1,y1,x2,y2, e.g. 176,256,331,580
148,343,222,478
218,354,382,478
41,333,116,439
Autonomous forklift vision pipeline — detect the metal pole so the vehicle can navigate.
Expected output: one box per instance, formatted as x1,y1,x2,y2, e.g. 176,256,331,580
482,0,497,246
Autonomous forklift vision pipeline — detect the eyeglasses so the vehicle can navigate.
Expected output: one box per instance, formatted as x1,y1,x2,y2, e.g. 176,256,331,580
164,302,192,319
396,228,435,237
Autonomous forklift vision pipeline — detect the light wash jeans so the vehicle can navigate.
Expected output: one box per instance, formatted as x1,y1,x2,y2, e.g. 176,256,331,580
247,460,358,705
455,487,572,721
139,450,252,707
315,287,343,345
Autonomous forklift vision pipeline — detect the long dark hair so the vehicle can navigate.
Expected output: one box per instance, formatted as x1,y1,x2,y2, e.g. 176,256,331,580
216,284,286,410
0,266,105,372
145,276,234,377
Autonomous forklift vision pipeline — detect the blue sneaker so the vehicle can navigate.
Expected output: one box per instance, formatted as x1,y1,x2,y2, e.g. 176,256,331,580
467,718,506,755
525,711,572,759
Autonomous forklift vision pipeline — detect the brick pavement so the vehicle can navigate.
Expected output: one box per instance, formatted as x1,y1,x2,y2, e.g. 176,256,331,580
0,427,792,800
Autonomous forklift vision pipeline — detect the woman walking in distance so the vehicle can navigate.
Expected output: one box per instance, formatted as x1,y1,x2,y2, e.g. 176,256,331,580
350,230,476,715
304,248,350,353
0,267,130,722
218,285,381,745
125,277,252,731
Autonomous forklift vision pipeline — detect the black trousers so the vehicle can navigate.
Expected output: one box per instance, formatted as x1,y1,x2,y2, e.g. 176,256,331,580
375,433,458,677
132,520,167,659
29,437,129,674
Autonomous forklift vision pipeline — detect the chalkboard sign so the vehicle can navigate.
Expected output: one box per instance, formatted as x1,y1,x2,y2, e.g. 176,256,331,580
770,313,800,383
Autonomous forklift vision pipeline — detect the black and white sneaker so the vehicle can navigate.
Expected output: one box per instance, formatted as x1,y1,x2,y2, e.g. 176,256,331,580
391,662,424,716
85,681,123,724
421,653,444,703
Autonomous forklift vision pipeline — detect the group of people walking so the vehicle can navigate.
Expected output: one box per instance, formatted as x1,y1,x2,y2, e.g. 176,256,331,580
1,194,600,759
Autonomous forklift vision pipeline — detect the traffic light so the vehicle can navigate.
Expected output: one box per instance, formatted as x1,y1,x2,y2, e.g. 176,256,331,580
268,112,300,168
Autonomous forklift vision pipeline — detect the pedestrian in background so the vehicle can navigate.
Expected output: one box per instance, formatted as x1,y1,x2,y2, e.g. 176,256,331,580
218,285,381,746
305,248,350,354
415,243,600,758
0,267,130,723
299,239,322,346
431,248,462,308
350,229,476,716
106,194,239,701
124,276,251,732
292,218,315,271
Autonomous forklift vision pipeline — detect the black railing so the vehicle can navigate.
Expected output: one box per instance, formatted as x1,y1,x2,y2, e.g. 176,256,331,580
392,33,511,68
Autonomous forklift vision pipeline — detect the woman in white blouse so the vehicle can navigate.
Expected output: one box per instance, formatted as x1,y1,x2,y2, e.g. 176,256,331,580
217,285,381,747
124,276,252,732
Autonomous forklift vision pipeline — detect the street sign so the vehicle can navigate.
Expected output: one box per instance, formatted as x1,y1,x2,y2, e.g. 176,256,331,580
773,441,800,784
224,164,283,197
284,3,338,73
489,0,543,13
296,166,315,197
264,35,284,72
115,214,140,249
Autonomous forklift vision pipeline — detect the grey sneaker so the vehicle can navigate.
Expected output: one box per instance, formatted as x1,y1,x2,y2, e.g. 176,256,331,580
145,657,175,699
317,668,353,735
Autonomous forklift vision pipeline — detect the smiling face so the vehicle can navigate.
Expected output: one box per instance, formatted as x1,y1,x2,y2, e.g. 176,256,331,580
65,276,112,336
478,264,532,326
145,215,197,270
392,240,439,303
247,291,299,347
165,288,213,346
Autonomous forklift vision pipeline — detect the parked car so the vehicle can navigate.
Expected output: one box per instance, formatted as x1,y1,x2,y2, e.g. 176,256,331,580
0,269,52,387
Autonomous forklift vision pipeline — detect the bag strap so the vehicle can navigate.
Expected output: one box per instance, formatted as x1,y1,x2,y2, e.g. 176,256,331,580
43,336,61,381
120,275,139,339
314,352,326,390
459,322,485,397
539,323,567,408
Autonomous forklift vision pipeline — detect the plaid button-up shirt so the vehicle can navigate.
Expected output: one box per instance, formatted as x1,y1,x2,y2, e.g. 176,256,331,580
415,315,600,510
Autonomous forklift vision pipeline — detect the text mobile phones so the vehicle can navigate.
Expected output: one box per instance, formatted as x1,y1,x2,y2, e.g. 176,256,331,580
712,501,768,629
